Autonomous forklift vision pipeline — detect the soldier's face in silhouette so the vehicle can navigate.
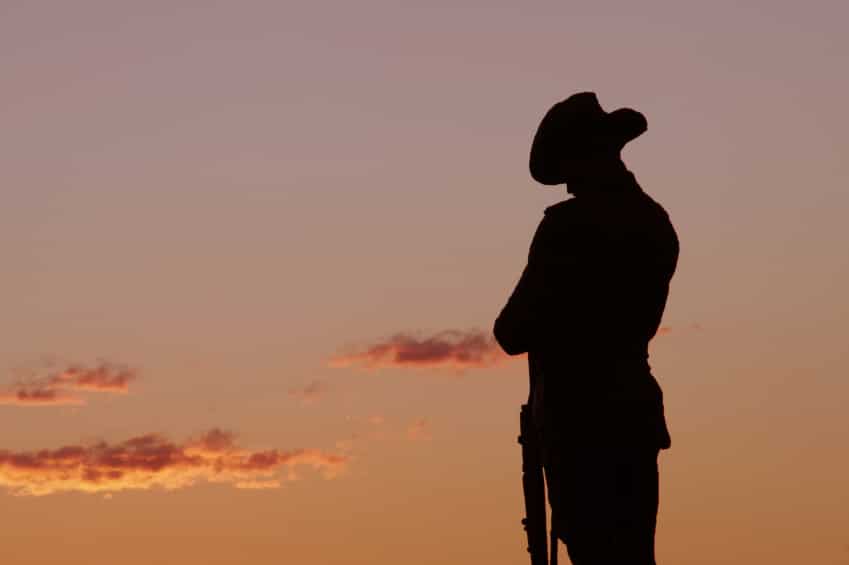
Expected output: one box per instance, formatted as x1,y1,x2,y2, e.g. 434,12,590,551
562,148,621,195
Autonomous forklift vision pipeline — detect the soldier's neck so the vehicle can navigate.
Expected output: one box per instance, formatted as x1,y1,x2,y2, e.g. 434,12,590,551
567,164,634,197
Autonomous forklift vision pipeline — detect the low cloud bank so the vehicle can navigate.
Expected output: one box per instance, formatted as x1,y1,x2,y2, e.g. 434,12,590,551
0,429,348,496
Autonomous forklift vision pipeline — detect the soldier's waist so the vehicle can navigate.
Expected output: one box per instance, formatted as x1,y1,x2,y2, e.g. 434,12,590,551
535,345,649,369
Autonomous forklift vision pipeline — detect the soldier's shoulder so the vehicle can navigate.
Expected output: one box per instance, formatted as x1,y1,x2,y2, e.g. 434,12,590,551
543,197,582,217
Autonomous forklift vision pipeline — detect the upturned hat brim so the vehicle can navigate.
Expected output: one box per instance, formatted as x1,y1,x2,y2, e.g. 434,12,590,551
529,92,647,185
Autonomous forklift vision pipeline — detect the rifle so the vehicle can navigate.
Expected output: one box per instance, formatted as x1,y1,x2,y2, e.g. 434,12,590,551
518,357,558,564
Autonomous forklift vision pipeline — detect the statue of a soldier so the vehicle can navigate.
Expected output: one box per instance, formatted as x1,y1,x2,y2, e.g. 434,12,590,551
495,92,678,565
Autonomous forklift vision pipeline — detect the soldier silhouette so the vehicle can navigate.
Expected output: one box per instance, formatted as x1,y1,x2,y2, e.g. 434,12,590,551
495,92,678,565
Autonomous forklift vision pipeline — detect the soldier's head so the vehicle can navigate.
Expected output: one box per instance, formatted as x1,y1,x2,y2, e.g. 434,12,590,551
529,92,646,194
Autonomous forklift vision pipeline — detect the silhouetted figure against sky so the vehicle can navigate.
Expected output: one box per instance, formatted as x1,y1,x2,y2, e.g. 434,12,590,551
495,92,678,565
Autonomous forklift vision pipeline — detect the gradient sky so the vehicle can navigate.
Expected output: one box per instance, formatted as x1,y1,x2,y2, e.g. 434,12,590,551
2,1,848,564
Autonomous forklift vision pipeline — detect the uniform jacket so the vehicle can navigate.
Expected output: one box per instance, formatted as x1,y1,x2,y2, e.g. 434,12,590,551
494,170,678,449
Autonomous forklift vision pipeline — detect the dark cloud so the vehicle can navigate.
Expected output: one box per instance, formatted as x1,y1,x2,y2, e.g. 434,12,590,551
49,364,136,392
0,388,83,406
1,362,137,407
328,329,509,372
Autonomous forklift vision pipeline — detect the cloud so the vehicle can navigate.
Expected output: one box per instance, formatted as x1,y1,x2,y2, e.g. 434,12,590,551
287,380,328,404
0,389,84,406
328,329,508,372
1,362,137,407
0,429,348,496
48,364,136,392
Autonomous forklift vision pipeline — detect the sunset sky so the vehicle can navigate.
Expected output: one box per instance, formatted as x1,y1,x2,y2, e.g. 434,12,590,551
2,1,848,564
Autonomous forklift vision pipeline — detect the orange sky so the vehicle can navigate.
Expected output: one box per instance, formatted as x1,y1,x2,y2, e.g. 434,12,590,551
1,1,848,564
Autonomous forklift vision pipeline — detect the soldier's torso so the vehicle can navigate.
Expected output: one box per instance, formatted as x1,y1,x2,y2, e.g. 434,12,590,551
531,176,678,449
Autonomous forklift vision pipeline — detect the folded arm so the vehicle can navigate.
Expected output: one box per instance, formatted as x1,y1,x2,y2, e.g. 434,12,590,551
493,212,568,355
493,261,543,355
493,204,597,356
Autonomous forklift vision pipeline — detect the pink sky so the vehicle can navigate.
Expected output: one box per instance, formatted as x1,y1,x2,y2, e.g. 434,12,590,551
1,1,848,564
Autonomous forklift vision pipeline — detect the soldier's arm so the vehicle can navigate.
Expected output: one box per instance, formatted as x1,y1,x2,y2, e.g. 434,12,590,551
493,210,567,355
493,261,541,355
494,201,594,356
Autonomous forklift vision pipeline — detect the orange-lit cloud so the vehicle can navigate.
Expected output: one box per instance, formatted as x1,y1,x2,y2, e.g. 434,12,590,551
0,429,348,496
328,329,509,372
1,362,137,407
48,363,136,392
288,380,328,404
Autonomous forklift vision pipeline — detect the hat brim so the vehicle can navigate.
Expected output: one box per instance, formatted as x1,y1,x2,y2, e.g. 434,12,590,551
607,108,647,149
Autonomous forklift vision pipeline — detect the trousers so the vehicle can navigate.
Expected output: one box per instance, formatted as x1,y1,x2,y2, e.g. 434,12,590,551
542,444,660,565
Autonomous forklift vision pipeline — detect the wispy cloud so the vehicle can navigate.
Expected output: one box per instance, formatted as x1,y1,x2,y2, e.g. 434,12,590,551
287,380,328,405
0,389,84,406
328,329,508,372
49,364,136,392
0,362,137,407
0,429,348,496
